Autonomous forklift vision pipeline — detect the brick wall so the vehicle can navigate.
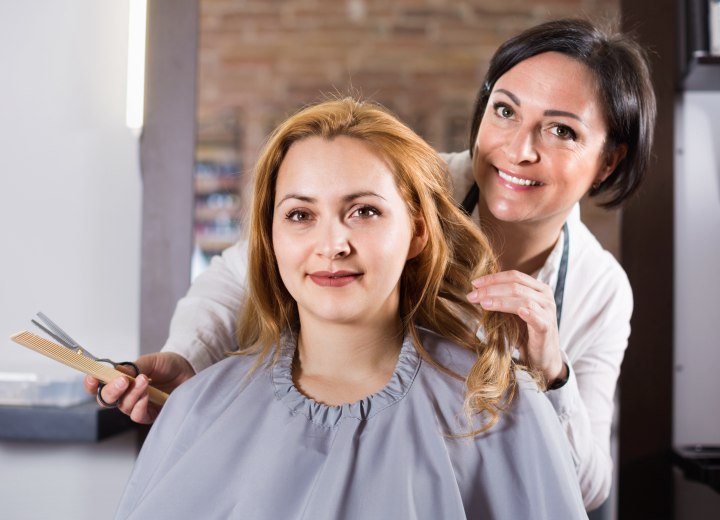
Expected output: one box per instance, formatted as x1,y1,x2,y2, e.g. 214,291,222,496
194,0,621,254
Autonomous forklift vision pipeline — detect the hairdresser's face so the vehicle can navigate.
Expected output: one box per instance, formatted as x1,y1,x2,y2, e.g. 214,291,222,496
272,135,421,328
473,51,623,231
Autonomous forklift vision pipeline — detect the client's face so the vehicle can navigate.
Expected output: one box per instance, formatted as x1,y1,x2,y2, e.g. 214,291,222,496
272,135,417,329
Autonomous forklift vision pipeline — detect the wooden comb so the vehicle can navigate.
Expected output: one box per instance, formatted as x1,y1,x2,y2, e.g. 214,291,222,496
10,331,168,406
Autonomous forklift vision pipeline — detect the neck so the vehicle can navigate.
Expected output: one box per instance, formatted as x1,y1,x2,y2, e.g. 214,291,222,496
295,314,404,381
477,202,564,274
292,313,405,406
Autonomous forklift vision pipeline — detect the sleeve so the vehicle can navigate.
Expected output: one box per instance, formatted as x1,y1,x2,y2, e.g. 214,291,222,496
438,150,476,205
161,240,250,373
545,263,632,511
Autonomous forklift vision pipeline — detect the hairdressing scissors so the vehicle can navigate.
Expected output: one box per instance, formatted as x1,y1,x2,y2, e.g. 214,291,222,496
31,312,140,405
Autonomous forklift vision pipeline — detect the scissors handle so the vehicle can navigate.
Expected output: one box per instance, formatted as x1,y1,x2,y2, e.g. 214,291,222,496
91,362,169,406
96,360,169,406
96,359,140,377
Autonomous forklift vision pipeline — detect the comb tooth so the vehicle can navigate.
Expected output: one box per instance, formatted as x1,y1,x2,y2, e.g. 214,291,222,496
10,331,119,382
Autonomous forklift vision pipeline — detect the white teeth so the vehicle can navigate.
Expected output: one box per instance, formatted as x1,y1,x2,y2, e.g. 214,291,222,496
498,170,541,187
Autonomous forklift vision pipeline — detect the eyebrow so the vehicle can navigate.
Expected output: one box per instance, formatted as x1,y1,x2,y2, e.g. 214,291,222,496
275,190,386,208
493,88,585,124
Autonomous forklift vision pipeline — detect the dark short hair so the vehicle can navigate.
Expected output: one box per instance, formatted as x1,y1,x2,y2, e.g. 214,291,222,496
468,19,657,208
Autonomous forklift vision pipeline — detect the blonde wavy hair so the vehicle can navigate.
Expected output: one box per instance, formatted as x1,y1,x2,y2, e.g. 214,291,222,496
236,97,520,433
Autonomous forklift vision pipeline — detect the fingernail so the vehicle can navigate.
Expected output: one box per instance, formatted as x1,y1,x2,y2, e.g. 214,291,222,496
114,378,127,389
467,290,478,301
473,276,489,287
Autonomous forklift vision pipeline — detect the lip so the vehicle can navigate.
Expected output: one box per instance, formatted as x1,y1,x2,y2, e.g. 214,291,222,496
496,169,543,191
308,270,363,287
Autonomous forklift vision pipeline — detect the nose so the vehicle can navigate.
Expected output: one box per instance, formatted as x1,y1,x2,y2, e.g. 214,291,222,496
316,218,351,259
504,125,539,164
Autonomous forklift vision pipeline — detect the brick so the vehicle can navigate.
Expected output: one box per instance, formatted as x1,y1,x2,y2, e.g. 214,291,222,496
196,0,621,199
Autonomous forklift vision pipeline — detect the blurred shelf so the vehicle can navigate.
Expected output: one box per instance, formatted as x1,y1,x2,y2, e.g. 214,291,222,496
684,55,720,90
194,205,240,222
673,445,720,494
0,400,135,442
195,234,239,254
194,174,240,195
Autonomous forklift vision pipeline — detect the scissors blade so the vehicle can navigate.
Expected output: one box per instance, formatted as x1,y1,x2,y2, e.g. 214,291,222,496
31,312,98,361
34,312,80,347
31,318,74,348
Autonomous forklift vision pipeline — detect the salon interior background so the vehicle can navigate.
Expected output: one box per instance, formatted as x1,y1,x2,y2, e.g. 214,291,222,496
2,0,716,519
192,0,621,263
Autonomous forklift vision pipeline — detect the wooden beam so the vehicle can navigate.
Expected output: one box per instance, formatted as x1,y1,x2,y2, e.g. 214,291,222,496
139,0,199,356
618,1,677,518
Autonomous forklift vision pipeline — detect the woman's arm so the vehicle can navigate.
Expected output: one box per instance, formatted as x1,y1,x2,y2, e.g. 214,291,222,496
161,240,250,373
85,240,249,422
467,263,630,511
544,264,632,510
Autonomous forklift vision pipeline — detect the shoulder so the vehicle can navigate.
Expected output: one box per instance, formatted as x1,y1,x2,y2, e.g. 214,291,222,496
439,150,474,205
166,353,259,409
559,216,633,359
213,239,250,280
467,371,586,517
485,370,580,482
501,371,558,430
567,216,633,309
416,326,477,377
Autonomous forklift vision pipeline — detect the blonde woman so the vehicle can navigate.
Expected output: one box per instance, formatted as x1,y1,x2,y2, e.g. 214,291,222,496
115,98,585,519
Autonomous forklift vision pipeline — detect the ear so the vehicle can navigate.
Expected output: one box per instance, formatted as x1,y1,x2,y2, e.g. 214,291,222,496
407,216,429,260
595,143,628,185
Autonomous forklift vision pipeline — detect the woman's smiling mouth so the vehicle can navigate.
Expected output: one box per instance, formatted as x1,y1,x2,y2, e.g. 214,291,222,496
498,169,542,187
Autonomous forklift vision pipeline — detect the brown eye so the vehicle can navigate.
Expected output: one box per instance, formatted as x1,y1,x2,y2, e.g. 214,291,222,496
350,205,380,219
551,124,577,141
493,103,514,119
287,210,312,222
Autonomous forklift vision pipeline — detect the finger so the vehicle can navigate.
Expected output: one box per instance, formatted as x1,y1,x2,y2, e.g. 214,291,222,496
134,355,158,377
468,280,549,305
474,295,528,316
129,391,158,425
476,294,556,329
518,301,553,334
84,375,100,394
117,374,150,416
468,286,554,316
114,364,139,377
98,376,129,406
471,270,549,291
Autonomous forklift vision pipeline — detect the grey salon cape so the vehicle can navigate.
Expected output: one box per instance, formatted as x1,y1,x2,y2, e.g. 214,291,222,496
115,327,587,519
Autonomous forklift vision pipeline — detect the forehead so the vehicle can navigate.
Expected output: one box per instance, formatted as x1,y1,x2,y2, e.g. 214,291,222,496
275,135,402,198
493,51,605,124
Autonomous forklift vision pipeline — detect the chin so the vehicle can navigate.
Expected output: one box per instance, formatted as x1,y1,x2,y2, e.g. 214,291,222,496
307,307,362,325
486,199,525,223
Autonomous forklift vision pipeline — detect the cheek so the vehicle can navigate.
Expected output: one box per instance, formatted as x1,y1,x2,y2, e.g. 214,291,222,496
557,150,604,188
271,226,296,272
473,119,502,163
365,226,413,268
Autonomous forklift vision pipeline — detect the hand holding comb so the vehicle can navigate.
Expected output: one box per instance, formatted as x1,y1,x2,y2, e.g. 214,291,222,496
10,314,168,406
